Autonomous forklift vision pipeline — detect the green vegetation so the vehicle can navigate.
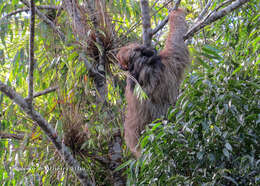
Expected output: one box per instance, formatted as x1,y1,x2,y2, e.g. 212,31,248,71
0,0,259,185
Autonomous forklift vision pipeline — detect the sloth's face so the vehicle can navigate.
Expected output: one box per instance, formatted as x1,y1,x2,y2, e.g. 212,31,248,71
117,43,141,71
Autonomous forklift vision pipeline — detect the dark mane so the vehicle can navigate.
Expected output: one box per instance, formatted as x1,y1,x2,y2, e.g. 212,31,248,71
128,46,165,91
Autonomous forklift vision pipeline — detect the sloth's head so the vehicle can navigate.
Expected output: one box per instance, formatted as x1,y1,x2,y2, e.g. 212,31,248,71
117,43,160,71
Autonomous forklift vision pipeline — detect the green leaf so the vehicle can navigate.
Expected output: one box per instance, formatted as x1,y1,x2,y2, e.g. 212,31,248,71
167,107,178,121
12,0,19,5
196,56,211,69
0,93,3,105
140,135,149,148
222,176,238,185
203,45,222,54
196,151,204,160
202,45,223,59
208,153,215,162
134,84,148,102
223,148,230,158
225,143,232,151
0,2,5,13
181,100,189,110
214,126,221,135
67,51,78,62
232,65,242,75
151,122,162,131
55,120,63,135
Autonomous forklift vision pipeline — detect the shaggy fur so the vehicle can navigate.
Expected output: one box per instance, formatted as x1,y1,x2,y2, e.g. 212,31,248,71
117,9,190,157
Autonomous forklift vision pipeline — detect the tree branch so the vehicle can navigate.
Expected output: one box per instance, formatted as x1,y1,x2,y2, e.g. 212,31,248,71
27,0,35,109
20,0,65,41
0,5,60,21
0,81,94,186
196,0,213,21
32,86,59,98
151,0,181,36
24,86,59,102
184,0,249,40
82,5,124,183
84,1,107,102
140,0,152,47
125,0,173,38
0,132,24,140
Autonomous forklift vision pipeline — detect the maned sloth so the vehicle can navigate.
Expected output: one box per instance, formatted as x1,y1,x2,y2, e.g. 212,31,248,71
117,9,190,157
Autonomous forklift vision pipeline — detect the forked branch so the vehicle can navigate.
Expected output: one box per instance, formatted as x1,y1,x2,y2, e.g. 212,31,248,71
20,0,65,40
151,0,181,36
184,0,250,40
30,86,59,99
0,5,60,21
148,0,249,41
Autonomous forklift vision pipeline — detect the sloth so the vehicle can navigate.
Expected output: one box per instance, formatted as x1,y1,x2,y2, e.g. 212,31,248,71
117,9,190,157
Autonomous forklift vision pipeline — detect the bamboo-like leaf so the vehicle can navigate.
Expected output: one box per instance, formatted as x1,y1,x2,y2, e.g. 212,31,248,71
133,83,148,102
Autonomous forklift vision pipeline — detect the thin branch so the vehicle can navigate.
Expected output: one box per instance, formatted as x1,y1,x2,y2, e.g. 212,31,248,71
24,86,59,102
152,0,174,17
124,18,141,36
184,0,250,40
214,0,235,12
151,0,181,36
20,0,65,41
0,5,60,21
151,0,161,8
0,81,94,186
33,86,59,98
140,0,152,47
27,0,35,109
196,0,213,21
195,0,234,25
0,132,24,140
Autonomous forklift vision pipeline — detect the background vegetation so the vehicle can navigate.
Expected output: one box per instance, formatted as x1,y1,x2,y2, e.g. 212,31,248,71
0,0,259,185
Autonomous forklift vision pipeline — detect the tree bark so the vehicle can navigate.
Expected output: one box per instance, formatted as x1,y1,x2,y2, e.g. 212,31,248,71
0,132,24,140
140,0,152,47
27,0,36,109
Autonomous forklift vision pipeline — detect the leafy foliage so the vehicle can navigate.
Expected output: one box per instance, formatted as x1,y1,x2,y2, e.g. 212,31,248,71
127,54,259,185
0,0,259,185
